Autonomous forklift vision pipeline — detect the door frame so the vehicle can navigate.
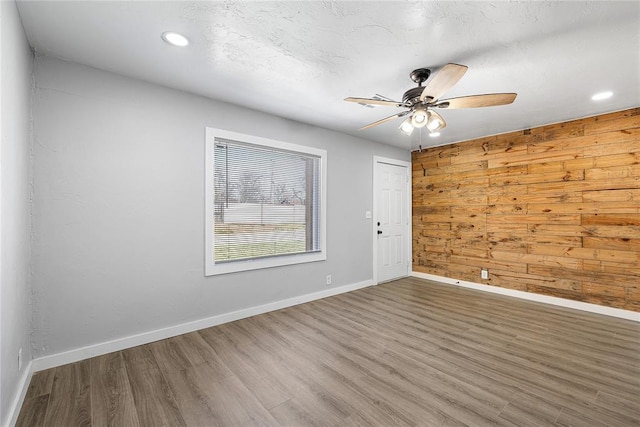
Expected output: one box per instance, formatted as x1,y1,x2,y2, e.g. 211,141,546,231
372,156,412,284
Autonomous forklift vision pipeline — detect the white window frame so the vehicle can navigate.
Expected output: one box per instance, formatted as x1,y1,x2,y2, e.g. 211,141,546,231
205,127,327,276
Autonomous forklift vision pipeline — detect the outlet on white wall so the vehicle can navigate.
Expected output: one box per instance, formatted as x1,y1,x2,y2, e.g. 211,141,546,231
326,274,332,285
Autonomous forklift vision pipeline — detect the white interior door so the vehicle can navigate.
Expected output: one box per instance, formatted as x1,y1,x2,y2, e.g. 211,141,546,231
375,159,410,283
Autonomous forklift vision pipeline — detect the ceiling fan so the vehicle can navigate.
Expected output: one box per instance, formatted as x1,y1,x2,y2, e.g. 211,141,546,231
345,63,517,135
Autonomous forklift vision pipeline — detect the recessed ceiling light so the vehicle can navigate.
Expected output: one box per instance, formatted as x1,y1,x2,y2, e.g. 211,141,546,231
429,132,440,137
162,31,189,47
591,91,613,101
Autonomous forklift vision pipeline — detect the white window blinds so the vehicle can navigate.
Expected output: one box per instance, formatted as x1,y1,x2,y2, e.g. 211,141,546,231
213,138,321,263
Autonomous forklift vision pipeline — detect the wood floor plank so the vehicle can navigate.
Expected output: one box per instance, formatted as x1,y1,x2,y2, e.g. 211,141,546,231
555,402,639,427
268,398,325,427
24,368,55,399
122,347,186,427
199,335,294,410
594,390,640,420
180,361,279,426
338,406,418,427
161,363,228,427
150,331,230,374
90,352,140,427
497,393,563,425
16,278,640,426
15,395,50,427
43,360,91,426
268,379,354,426
121,343,155,363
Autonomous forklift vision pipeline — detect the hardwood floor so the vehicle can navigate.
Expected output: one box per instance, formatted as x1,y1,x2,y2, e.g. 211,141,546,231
17,278,640,426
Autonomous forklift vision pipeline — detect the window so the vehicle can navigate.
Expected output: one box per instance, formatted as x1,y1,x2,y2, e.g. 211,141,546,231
205,128,327,276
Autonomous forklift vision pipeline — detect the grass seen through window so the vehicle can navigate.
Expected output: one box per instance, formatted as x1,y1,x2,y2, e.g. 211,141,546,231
214,222,306,261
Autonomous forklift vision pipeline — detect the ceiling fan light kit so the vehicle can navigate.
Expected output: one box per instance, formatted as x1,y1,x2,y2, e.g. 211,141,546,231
411,108,428,128
399,117,414,135
345,63,518,136
427,110,446,132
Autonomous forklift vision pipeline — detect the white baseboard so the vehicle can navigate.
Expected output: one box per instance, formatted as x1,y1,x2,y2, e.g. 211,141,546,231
3,360,33,427
32,279,374,373
412,271,640,322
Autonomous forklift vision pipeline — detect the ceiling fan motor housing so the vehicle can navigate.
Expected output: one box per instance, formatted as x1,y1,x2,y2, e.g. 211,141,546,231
402,87,427,105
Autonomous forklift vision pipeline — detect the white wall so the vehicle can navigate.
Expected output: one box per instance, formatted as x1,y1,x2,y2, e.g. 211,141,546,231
0,1,33,425
31,56,409,359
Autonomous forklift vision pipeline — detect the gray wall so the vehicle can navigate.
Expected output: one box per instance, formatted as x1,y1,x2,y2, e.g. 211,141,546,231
0,1,33,424
31,56,408,358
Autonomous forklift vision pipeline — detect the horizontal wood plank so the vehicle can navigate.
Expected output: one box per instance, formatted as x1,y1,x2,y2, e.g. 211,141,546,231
583,114,640,135
527,245,638,264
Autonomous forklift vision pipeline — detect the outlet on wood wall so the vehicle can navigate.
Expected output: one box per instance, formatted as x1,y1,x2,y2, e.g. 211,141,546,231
412,108,640,312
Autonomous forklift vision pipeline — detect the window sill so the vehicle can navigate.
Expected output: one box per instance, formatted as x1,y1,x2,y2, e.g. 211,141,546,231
205,250,326,276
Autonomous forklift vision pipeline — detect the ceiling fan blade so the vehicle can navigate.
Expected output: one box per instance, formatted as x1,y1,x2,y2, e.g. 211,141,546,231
419,63,468,102
345,97,404,107
435,93,517,109
374,93,396,101
359,111,408,130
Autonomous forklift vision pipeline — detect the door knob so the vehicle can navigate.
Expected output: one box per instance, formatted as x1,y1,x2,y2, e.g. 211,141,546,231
377,230,383,235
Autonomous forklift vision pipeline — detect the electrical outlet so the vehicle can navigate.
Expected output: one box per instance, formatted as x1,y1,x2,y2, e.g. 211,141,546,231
18,348,23,371
481,269,489,280
326,274,332,285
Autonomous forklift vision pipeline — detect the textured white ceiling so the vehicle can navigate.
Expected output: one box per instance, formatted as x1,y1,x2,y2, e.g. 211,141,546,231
16,1,640,150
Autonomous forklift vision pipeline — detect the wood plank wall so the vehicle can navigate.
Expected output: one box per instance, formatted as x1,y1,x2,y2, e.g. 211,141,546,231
412,108,640,312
